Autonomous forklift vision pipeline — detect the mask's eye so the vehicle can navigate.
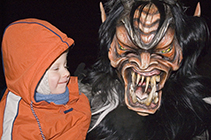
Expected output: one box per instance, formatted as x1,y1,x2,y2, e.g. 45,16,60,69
118,43,126,51
160,45,172,54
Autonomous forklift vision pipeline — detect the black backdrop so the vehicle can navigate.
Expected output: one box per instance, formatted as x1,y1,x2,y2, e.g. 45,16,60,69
0,0,211,96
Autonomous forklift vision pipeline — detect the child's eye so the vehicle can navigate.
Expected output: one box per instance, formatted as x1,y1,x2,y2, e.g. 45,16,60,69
50,66,59,71
64,63,69,69
65,65,69,69
53,67,59,71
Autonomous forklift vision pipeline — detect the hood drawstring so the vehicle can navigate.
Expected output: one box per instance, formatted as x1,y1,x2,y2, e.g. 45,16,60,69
30,102,46,140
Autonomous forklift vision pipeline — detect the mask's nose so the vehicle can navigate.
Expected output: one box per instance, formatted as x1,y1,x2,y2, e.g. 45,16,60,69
140,52,150,69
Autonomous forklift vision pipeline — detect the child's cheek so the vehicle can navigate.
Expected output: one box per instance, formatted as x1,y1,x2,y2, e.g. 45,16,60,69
48,73,61,90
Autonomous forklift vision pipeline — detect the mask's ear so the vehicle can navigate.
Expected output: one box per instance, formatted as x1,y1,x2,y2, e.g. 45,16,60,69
194,2,201,17
100,2,106,22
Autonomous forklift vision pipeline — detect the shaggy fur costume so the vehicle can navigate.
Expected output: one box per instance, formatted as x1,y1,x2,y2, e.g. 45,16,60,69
80,0,211,139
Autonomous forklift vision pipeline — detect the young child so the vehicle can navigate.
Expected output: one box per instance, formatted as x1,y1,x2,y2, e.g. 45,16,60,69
0,18,91,139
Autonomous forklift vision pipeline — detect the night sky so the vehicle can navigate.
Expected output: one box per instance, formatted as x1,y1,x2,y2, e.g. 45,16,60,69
0,0,211,95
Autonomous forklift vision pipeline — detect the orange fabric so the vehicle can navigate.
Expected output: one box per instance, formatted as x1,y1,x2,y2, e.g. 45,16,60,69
0,18,91,139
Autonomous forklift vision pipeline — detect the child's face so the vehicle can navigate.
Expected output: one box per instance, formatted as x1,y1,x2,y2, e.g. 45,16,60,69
48,52,70,94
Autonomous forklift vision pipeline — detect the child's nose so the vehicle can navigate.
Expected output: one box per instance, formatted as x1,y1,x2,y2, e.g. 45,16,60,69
63,68,70,77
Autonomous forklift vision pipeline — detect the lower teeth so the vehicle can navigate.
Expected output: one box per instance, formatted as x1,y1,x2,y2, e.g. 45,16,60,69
154,96,159,104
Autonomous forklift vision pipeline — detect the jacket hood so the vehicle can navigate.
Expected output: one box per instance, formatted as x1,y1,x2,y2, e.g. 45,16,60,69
1,18,74,104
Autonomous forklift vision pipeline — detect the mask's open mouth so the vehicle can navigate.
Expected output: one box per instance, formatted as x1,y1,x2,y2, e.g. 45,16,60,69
124,68,165,115
130,71,160,106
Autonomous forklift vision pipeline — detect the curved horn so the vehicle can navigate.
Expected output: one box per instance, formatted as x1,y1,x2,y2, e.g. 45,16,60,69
194,2,201,17
100,2,106,22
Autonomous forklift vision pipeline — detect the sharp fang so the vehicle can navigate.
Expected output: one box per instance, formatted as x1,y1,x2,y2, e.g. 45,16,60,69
145,77,150,93
145,76,156,106
136,74,141,85
132,71,136,86
155,75,160,82
151,76,156,86
140,76,144,85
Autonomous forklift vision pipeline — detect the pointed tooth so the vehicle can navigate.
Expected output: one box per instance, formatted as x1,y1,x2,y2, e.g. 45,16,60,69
140,76,144,85
153,92,159,104
145,77,150,93
151,76,156,99
155,75,160,82
145,82,156,106
136,74,141,85
151,76,156,87
132,71,136,86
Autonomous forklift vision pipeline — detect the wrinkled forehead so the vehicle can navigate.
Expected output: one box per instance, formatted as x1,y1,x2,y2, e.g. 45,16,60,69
121,2,173,50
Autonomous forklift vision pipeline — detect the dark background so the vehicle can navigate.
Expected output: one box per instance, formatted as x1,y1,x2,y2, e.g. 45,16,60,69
0,0,211,96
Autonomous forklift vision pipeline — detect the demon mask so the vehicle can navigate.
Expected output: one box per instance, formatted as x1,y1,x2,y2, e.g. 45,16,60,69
107,2,184,116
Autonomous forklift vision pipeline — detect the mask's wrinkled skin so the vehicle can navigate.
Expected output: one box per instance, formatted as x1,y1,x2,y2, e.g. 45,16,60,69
108,3,183,116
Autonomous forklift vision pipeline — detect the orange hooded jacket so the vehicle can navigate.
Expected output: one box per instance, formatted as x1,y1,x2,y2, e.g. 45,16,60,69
0,18,91,139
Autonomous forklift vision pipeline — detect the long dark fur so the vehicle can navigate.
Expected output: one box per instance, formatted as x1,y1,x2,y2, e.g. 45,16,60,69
80,0,211,139
85,76,211,140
